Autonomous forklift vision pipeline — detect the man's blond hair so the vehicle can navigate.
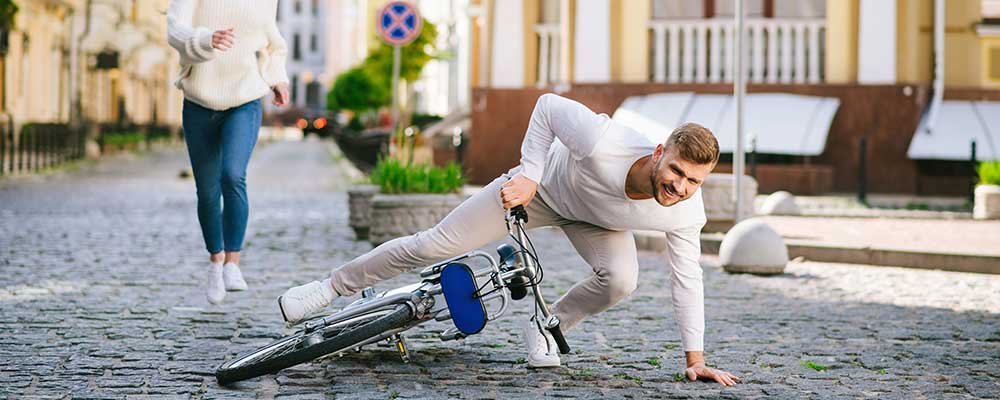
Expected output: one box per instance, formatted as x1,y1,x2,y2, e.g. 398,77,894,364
665,123,720,165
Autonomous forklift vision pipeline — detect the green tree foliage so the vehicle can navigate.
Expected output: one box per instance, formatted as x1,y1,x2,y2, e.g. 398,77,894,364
326,67,389,113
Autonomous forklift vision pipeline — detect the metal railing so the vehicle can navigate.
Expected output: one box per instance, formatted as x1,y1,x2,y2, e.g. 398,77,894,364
648,18,826,84
0,122,86,176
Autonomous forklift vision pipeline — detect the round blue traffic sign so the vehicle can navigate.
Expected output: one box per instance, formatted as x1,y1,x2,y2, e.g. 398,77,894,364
377,1,423,46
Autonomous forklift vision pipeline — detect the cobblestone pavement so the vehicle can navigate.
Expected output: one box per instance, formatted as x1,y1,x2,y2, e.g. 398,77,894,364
1,140,998,399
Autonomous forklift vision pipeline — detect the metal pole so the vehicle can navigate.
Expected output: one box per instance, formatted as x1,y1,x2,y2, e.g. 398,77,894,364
733,0,747,222
392,44,401,136
971,140,977,204
925,0,945,134
749,135,757,179
858,136,867,204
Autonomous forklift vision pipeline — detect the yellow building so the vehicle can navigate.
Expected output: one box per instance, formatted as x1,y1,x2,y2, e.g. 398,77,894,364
2,0,182,127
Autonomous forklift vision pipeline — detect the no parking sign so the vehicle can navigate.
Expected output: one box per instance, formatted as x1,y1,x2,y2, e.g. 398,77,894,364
377,1,422,46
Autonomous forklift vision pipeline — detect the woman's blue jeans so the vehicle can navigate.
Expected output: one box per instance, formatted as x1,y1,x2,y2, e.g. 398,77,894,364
182,99,261,254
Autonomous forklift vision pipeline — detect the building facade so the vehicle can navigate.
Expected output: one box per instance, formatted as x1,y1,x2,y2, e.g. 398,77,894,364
463,0,1000,195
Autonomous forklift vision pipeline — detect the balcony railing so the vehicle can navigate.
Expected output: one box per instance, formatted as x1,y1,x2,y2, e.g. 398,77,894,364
534,23,561,86
648,18,826,84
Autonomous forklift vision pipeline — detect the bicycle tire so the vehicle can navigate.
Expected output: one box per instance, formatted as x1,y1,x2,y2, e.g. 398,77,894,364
216,304,413,385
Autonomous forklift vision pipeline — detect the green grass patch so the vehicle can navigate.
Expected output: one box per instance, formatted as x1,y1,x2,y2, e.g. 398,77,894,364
662,343,678,350
672,372,687,382
613,372,642,384
387,391,399,400
515,357,527,364
800,360,830,372
878,368,887,375
646,357,661,367
487,343,506,348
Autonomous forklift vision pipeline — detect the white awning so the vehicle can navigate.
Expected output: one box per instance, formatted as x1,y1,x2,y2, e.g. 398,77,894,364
612,92,840,155
908,100,1000,161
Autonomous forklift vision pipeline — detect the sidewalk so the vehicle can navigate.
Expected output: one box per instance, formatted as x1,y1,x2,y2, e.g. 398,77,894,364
637,216,1000,274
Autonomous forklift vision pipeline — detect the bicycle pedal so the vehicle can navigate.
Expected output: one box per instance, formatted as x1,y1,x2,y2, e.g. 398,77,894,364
393,335,411,363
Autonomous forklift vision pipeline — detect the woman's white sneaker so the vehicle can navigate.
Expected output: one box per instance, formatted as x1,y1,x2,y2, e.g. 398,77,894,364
223,263,248,291
206,263,226,305
278,279,337,324
521,316,561,368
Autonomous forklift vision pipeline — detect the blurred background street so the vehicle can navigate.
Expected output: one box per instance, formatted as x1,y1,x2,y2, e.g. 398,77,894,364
1,0,999,398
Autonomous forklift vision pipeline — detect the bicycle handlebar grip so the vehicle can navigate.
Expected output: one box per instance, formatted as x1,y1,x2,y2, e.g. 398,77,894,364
511,205,528,223
546,325,571,354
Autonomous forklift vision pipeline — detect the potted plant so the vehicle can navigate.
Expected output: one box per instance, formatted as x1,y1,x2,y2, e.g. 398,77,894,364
365,158,464,246
974,161,1000,220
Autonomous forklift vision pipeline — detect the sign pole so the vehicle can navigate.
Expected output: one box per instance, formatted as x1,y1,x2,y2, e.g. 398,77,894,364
392,44,401,137
734,0,747,223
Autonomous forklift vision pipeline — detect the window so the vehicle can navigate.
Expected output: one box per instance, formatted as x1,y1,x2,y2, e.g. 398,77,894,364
294,0,302,14
312,0,319,16
985,0,1000,23
276,4,281,21
293,34,301,60
291,75,299,104
310,34,317,52
305,81,321,109
652,0,826,19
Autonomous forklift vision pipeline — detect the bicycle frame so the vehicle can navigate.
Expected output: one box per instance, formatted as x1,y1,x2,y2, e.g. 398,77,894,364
308,206,569,360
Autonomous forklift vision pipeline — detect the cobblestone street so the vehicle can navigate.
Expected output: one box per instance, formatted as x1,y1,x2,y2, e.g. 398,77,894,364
1,140,998,399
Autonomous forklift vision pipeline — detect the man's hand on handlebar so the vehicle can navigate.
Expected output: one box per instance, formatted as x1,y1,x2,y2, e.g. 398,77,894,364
500,174,538,210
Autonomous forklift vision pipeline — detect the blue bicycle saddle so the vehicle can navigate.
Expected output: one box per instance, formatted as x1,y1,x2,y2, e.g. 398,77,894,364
440,263,487,335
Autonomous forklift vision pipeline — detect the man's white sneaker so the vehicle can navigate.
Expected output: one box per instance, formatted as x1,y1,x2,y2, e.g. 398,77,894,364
223,263,248,291
278,279,337,324
521,316,561,368
206,263,226,305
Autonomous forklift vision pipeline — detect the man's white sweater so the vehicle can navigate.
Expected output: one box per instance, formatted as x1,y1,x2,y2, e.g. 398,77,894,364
167,0,289,111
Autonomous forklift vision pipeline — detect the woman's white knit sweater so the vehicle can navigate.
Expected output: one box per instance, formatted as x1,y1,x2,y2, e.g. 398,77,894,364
167,0,289,111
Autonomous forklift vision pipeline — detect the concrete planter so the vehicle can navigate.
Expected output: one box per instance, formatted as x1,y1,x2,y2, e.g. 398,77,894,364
369,193,463,246
974,184,1000,220
701,174,758,232
347,185,380,239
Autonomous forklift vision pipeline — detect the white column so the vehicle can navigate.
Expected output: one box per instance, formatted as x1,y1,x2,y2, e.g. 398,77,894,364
709,22,722,83
751,23,764,83
794,23,806,83
857,0,897,84
490,0,525,87
653,25,667,83
573,0,610,83
766,22,778,83
695,25,707,83
681,24,695,82
667,25,680,83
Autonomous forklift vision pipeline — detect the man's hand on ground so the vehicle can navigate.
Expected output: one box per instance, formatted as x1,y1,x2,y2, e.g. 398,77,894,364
500,174,538,209
685,362,741,387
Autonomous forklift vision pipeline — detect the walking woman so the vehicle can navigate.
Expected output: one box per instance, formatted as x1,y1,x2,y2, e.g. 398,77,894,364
167,0,289,304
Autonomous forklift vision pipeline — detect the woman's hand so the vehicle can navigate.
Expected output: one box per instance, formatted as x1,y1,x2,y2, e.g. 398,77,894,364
500,174,538,209
271,83,290,107
212,28,235,51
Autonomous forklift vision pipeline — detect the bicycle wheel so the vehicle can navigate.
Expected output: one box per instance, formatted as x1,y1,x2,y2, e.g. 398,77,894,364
216,304,413,385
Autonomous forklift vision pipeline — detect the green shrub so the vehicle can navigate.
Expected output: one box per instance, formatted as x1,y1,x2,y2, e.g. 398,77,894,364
978,161,1000,186
101,132,145,147
370,158,464,194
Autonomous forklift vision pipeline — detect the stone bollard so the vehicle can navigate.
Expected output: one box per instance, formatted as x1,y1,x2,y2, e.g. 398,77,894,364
973,184,1000,220
759,191,802,216
347,185,379,240
720,218,788,275
701,174,758,232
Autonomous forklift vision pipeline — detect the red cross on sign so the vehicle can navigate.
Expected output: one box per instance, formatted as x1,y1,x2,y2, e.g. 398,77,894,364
377,1,422,46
